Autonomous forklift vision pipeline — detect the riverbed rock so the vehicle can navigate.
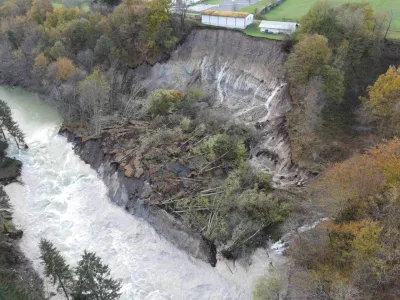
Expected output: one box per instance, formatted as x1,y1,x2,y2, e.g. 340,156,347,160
0,157,21,184
8,229,23,239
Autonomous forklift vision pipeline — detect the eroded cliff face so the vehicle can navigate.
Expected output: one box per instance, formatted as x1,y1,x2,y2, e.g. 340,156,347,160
64,29,311,266
120,29,309,185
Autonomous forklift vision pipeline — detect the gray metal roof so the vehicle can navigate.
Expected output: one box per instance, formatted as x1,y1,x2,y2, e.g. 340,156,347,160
259,20,298,30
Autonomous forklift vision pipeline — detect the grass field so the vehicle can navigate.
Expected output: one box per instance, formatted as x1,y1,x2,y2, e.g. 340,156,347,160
51,0,91,12
52,0,63,8
240,0,400,39
202,0,223,4
239,0,272,14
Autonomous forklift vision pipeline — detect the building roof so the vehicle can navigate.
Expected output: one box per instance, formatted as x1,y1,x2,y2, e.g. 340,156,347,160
202,10,250,18
259,20,298,30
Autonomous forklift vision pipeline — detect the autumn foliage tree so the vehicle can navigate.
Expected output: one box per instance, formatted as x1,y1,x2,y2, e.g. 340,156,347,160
56,57,76,81
361,66,400,136
292,173,400,299
27,0,53,25
315,138,400,220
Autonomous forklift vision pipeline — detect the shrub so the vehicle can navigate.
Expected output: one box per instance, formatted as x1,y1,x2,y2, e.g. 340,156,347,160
181,117,191,133
176,89,202,117
148,89,183,116
193,134,247,168
238,187,291,225
139,127,183,152
253,269,283,300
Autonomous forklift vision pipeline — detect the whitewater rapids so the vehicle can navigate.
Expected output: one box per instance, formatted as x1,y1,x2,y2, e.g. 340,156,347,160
1,87,257,300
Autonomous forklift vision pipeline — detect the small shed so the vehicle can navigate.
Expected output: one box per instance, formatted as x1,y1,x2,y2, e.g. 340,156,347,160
201,10,253,29
259,21,298,34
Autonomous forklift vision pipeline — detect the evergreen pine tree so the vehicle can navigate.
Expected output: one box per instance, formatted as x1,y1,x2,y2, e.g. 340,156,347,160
0,100,25,149
0,278,32,300
39,239,74,300
72,251,121,300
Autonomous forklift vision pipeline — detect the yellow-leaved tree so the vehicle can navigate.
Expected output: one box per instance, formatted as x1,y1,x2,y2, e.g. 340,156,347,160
56,57,76,81
361,66,400,135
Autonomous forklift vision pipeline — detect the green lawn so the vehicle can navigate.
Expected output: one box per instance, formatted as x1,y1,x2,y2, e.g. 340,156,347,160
241,0,400,39
239,0,271,14
52,0,63,8
51,0,91,12
202,0,223,4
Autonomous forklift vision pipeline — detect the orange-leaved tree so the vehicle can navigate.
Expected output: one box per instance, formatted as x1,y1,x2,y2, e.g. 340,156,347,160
315,138,400,219
56,57,76,81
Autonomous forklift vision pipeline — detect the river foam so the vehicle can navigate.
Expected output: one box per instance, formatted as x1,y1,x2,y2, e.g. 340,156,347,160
1,87,248,300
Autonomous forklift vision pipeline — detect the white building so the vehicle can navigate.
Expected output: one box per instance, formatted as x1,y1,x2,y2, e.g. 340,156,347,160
201,10,253,30
172,0,199,6
259,21,298,35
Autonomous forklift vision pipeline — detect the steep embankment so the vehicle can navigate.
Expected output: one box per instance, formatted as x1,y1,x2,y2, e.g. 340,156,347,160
63,29,308,265
122,29,310,185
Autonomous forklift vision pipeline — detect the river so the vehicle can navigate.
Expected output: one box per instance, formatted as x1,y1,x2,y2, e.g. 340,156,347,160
0,86,259,299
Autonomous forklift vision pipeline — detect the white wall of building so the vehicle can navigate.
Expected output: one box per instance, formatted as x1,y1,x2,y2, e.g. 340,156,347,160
172,0,199,5
210,15,219,26
218,16,227,26
245,14,253,26
260,27,293,34
201,15,210,24
201,14,253,29
259,21,297,35
226,17,236,28
235,18,245,29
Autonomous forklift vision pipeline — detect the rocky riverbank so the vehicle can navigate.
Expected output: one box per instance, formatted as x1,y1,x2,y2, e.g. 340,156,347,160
61,127,218,266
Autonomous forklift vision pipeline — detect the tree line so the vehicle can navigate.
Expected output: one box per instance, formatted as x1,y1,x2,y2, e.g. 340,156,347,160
284,0,393,167
273,1,400,299
0,0,188,135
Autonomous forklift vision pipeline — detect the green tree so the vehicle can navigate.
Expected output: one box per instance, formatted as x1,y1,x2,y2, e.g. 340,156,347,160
72,251,121,300
39,239,74,300
145,0,176,54
285,34,344,102
63,18,90,54
285,34,331,85
148,89,183,116
49,41,68,60
99,0,121,5
0,280,32,300
94,35,113,63
300,0,341,44
0,100,25,149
